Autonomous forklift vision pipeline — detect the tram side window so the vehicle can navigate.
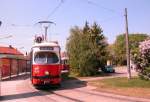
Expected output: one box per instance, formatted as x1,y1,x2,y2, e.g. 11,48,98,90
34,52,46,64
47,53,59,64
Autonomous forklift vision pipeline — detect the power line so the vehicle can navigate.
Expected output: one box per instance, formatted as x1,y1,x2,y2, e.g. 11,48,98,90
46,0,64,19
11,24,33,27
82,0,122,16
99,15,123,24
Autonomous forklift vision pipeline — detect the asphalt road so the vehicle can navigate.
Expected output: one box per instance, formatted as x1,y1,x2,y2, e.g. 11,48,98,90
1,67,150,102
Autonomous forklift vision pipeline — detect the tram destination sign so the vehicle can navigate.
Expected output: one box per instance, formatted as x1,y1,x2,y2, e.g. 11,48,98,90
40,46,54,50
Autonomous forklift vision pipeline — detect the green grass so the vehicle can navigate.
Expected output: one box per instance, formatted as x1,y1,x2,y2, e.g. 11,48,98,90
61,71,106,81
100,77,150,88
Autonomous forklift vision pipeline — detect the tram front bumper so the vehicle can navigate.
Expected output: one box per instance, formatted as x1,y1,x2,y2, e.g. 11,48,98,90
32,75,61,85
32,75,60,79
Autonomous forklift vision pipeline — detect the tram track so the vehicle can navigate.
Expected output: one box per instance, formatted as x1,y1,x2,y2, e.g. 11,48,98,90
2,69,150,102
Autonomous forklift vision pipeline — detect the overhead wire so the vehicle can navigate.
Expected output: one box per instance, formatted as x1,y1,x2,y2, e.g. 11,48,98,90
9,0,65,27
82,0,123,16
81,0,124,24
46,0,64,19
7,0,123,28
11,24,33,27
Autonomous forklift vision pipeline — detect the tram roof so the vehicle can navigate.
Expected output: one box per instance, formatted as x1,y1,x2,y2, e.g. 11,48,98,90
32,41,60,48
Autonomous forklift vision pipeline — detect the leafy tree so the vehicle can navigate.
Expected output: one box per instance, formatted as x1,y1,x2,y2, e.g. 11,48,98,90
66,22,108,76
107,44,115,65
113,34,149,65
138,39,150,80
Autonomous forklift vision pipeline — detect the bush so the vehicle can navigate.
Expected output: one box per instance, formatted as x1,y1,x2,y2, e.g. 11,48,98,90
137,39,150,80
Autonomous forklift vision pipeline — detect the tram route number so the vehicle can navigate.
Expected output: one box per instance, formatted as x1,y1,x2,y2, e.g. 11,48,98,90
40,47,54,50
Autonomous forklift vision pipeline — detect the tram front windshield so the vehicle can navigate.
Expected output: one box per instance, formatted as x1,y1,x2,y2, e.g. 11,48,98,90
34,52,59,64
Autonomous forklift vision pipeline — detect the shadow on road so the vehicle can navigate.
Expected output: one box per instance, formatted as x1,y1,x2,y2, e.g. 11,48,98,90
0,91,47,101
61,78,87,90
37,77,87,91
1,78,87,101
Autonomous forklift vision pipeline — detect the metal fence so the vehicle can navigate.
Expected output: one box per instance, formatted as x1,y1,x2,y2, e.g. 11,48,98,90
1,58,31,80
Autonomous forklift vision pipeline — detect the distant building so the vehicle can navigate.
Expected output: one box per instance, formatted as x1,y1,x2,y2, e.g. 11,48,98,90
0,45,24,58
0,45,27,78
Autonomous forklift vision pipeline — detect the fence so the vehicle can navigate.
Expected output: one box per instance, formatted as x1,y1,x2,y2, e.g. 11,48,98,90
1,58,31,80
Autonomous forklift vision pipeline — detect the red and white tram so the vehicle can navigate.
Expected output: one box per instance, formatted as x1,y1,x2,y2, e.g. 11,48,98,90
31,40,61,86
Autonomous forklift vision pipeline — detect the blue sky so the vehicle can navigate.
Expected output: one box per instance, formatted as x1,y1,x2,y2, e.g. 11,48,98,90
0,0,150,54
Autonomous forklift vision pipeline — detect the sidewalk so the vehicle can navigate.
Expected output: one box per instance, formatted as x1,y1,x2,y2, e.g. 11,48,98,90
0,74,33,102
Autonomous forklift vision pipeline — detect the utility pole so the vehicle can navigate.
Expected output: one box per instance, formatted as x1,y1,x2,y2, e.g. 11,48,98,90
124,8,131,79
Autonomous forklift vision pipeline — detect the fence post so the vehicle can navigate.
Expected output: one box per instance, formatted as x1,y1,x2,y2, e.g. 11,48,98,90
17,59,19,76
9,59,12,79
26,60,27,74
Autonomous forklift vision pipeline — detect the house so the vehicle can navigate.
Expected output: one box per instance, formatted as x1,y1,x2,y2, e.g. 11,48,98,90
0,45,27,78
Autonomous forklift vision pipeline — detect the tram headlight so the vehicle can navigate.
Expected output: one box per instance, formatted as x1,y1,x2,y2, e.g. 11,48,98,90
45,71,49,75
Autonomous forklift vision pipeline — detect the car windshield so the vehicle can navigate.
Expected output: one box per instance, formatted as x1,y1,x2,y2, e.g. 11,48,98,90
34,52,59,64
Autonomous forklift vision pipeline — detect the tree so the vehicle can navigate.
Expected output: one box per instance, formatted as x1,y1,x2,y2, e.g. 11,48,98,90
66,22,108,76
107,44,115,65
138,39,150,80
113,34,149,65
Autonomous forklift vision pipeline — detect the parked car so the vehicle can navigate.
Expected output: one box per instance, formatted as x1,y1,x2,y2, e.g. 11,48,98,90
101,65,115,73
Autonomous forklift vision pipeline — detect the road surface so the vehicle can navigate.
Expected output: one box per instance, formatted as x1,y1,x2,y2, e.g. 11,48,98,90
1,67,150,102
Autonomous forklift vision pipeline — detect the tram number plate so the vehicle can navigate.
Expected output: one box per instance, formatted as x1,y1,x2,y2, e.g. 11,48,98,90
44,80,50,84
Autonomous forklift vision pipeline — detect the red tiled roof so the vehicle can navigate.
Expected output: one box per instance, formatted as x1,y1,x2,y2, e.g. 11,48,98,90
0,46,23,55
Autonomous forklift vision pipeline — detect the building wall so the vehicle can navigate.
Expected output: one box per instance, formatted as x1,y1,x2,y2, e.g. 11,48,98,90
1,58,30,78
1,59,10,77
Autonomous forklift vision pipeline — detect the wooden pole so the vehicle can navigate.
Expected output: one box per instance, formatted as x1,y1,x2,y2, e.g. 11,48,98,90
125,8,131,79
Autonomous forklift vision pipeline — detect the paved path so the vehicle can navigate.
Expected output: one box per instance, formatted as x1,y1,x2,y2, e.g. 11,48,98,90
1,67,150,102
